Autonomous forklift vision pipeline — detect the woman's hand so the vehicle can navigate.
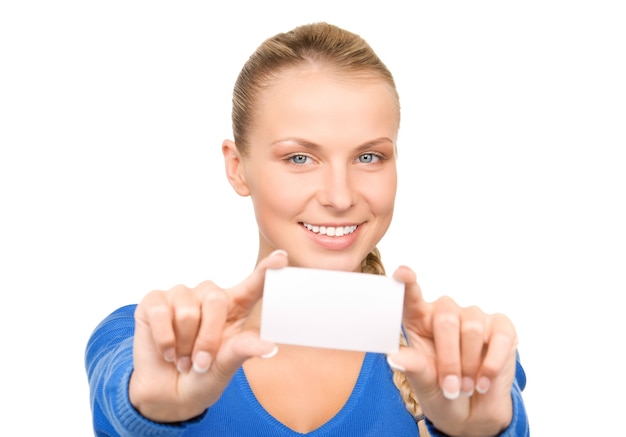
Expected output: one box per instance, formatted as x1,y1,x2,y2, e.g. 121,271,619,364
128,250,288,423
388,266,518,437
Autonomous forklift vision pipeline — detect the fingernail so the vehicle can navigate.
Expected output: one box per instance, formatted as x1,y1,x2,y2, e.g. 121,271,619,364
163,348,175,363
193,351,212,374
442,375,460,400
260,345,278,359
461,376,475,397
269,249,287,258
476,376,491,394
386,356,406,372
176,356,192,373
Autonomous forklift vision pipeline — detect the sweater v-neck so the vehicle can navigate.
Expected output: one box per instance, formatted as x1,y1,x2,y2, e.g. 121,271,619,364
236,352,375,435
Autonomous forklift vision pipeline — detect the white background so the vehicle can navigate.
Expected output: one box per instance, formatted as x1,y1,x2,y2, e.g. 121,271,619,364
1,1,624,435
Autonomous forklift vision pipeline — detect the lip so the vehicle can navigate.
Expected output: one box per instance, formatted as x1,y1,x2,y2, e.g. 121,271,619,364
299,222,361,250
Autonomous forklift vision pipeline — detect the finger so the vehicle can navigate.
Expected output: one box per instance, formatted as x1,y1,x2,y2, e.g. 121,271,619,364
227,249,288,316
210,330,278,384
171,285,202,372
392,266,430,328
191,284,229,374
178,330,277,409
476,313,518,395
459,305,487,396
431,296,462,400
135,290,177,363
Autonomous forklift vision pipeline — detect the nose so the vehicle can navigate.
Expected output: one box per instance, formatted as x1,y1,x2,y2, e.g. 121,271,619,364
317,164,357,211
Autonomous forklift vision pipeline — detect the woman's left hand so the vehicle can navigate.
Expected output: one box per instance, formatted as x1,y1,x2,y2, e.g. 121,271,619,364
387,265,518,437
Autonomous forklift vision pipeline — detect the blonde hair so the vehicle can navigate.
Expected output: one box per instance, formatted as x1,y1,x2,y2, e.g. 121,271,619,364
231,22,399,154
362,248,429,435
231,22,426,434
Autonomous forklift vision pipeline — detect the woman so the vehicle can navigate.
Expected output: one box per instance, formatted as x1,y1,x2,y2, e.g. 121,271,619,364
85,22,529,436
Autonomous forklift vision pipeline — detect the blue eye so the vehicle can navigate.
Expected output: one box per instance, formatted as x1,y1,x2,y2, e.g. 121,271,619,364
358,153,380,163
289,154,310,165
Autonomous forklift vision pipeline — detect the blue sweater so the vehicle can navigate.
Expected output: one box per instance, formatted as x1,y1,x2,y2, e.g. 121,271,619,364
85,304,529,436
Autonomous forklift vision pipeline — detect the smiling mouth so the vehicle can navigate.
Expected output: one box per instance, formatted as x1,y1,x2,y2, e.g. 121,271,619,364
301,222,358,237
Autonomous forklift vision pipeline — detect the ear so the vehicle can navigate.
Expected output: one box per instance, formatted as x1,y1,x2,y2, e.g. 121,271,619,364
222,139,250,197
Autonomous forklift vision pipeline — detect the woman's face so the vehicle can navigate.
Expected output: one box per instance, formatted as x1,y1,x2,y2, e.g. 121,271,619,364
226,68,399,272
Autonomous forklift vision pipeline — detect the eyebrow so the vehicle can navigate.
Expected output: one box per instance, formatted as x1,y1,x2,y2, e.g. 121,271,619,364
270,137,394,152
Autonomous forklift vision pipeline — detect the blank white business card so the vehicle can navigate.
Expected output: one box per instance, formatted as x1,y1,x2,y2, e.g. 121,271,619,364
261,267,405,354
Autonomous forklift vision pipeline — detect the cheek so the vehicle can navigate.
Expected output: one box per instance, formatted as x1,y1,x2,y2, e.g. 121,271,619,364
360,171,397,214
249,171,309,215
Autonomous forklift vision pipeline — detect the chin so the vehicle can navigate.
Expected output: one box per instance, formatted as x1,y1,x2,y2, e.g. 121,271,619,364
291,254,363,273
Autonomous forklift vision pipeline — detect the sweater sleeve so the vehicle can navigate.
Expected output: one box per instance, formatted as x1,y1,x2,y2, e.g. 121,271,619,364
84,304,205,437
425,352,530,437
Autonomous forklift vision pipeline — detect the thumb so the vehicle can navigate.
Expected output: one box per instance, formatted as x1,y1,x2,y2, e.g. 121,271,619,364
387,345,439,399
179,331,277,411
210,330,277,381
228,249,289,311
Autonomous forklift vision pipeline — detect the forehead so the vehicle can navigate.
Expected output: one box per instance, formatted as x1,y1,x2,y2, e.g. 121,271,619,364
247,67,399,150
256,66,398,124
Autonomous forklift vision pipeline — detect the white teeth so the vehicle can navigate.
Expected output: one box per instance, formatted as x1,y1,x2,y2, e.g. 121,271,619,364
302,223,357,237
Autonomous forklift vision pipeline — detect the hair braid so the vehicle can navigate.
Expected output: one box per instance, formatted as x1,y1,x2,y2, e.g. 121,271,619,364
361,247,430,436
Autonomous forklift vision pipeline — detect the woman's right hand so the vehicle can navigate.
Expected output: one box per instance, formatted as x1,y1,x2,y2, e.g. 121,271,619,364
128,249,288,423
